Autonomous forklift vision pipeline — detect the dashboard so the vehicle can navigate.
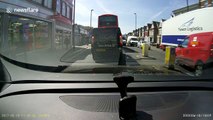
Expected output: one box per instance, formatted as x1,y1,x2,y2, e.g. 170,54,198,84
0,81,213,120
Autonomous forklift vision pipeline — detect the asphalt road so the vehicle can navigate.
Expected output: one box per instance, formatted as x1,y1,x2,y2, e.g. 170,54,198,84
123,46,165,66
12,44,212,77
60,45,166,66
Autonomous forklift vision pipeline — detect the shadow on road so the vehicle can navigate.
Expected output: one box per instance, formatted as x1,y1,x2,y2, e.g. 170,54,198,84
136,56,156,60
60,45,163,67
60,46,127,66
123,46,139,53
124,54,141,66
60,46,91,63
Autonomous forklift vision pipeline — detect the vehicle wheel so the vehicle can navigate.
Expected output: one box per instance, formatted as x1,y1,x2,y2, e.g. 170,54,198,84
195,62,204,76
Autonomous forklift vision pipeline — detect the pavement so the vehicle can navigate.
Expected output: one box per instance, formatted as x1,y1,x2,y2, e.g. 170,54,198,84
123,46,165,66
8,45,91,66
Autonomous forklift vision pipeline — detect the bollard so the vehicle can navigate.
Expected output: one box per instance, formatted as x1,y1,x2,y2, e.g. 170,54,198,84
142,43,149,57
165,46,176,69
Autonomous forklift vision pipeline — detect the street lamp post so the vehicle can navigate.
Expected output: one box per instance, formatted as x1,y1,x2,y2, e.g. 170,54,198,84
88,9,94,46
72,0,76,49
186,0,189,12
134,13,137,35
90,9,94,27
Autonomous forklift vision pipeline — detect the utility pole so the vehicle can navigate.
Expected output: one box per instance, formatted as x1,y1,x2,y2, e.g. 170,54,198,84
134,13,137,36
90,9,94,27
186,0,189,12
134,13,137,30
72,0,76,49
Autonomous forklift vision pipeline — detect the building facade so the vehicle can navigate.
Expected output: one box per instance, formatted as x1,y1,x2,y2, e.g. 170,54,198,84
0,0,75,54
172,3,199,16
138,27,144,39
147,23,152,42
73,24,90,46
149,21,159,44
172,0,213,16
157,19,166,47
0,0,54,55
199,0,213,7
51,0,74,49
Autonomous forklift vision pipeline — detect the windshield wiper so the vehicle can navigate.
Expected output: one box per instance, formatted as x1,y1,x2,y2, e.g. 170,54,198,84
0,53,68,73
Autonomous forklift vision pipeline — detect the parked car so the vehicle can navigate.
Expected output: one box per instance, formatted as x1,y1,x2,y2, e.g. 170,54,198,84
175,32,213,76
127,36,138,47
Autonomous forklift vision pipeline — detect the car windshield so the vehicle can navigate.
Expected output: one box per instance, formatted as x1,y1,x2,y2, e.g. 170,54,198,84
0,0,213,81
131,38,138,41
182,38,189,48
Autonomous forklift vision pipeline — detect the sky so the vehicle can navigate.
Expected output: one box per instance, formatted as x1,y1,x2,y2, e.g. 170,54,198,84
75,0,198,34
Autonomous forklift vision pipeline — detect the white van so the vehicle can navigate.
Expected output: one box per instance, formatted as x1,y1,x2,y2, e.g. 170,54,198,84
127,36,138,47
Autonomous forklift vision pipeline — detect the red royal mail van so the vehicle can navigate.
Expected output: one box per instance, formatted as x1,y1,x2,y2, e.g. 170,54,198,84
175,32,213,76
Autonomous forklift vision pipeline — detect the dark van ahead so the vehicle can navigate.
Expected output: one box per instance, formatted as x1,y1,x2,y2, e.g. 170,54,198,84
91,27,122,62
176,32,213,76
91,14,123,63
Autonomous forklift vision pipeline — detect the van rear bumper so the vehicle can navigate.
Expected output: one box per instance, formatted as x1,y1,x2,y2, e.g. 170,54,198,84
91,47,122,62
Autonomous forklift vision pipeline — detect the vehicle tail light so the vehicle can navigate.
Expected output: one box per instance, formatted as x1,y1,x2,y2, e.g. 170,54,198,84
119,35,123,47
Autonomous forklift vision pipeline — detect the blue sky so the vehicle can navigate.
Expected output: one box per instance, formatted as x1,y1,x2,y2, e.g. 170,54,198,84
75,0,198,34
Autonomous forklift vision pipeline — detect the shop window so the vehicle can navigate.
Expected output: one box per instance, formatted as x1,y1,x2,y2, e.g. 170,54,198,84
70,8,72,20
44,0,52,9
67,6,70,18
62,2,66,16
56,0,61,13
8,15,34,54
32,0,43,4
55,30,63,49
34,20,50,49
8,15,51,54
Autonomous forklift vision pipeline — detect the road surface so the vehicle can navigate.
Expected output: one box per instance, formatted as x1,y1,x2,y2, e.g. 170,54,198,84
10,44,212,76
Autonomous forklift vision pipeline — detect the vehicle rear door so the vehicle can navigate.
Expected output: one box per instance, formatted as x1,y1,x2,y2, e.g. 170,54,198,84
94,28,119,48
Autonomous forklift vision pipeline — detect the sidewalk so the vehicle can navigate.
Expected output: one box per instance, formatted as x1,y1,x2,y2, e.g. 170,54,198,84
14,45,90,66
